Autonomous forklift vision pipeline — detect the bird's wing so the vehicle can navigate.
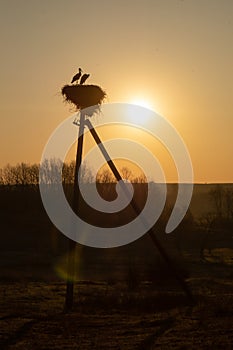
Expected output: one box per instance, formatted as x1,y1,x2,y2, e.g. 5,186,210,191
71,73,80,83
80,74,90,84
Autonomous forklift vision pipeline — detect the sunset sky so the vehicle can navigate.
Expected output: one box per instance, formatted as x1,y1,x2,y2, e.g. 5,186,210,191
0,0,232,182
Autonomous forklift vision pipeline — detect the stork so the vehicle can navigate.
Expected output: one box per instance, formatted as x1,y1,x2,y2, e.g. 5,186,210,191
80,73,90,85
71,68,82,84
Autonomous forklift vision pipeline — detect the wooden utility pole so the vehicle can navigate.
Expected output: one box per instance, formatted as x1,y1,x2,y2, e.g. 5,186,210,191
64,113,194,311
65,111,85,311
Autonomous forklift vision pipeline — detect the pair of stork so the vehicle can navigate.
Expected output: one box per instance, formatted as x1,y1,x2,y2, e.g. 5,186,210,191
71,68,90,85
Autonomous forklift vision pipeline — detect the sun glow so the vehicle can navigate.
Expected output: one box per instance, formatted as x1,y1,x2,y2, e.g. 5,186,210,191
130,98,152,110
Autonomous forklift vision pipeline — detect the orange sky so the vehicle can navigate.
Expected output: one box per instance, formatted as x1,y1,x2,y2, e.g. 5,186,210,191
0,0,232,182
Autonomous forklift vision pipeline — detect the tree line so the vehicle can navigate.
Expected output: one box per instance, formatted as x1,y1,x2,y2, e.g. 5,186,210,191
1,161,232,222
0,159,146,186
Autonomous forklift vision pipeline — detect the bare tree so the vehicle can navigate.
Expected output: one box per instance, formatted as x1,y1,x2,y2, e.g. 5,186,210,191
62,161,75,185
0,168,4,185
79,161,94,183
131,174,146,183
0,163,29,185
28,163,39,185
120,167,133,181
39,158,63,185
96,168,115,183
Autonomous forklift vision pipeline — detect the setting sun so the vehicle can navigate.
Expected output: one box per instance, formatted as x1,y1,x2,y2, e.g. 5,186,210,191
130,98,152,110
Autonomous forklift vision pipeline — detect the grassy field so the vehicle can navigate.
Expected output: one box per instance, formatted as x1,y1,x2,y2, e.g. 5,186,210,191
1,273,233,349
1,246,233,349
1,183,233,348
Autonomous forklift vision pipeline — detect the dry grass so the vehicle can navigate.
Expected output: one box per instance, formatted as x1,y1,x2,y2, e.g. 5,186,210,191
0,278,233,349
203,248,233,265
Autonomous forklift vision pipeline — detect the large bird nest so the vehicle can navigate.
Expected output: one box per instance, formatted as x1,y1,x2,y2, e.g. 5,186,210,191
61,84,106,114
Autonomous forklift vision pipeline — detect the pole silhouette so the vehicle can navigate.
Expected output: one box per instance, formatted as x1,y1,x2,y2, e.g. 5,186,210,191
85,119,195,304
65,110,85,311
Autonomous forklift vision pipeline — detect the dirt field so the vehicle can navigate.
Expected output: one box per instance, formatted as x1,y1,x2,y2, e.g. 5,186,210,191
1,183,233,348
1,268,233,349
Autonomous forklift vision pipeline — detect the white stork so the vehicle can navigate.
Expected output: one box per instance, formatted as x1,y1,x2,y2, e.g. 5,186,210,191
80,73,90,85
71,68,82,84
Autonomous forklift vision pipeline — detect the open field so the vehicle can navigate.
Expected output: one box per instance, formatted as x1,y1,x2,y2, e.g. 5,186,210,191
1,245,233,349
1,272,233,349
1,183,233,348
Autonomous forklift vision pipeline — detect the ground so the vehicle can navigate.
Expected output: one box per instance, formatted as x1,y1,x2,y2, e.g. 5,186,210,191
1,270,233,349
0,184,233,348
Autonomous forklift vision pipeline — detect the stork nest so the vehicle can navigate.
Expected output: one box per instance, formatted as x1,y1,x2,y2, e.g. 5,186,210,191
61,84,106,112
